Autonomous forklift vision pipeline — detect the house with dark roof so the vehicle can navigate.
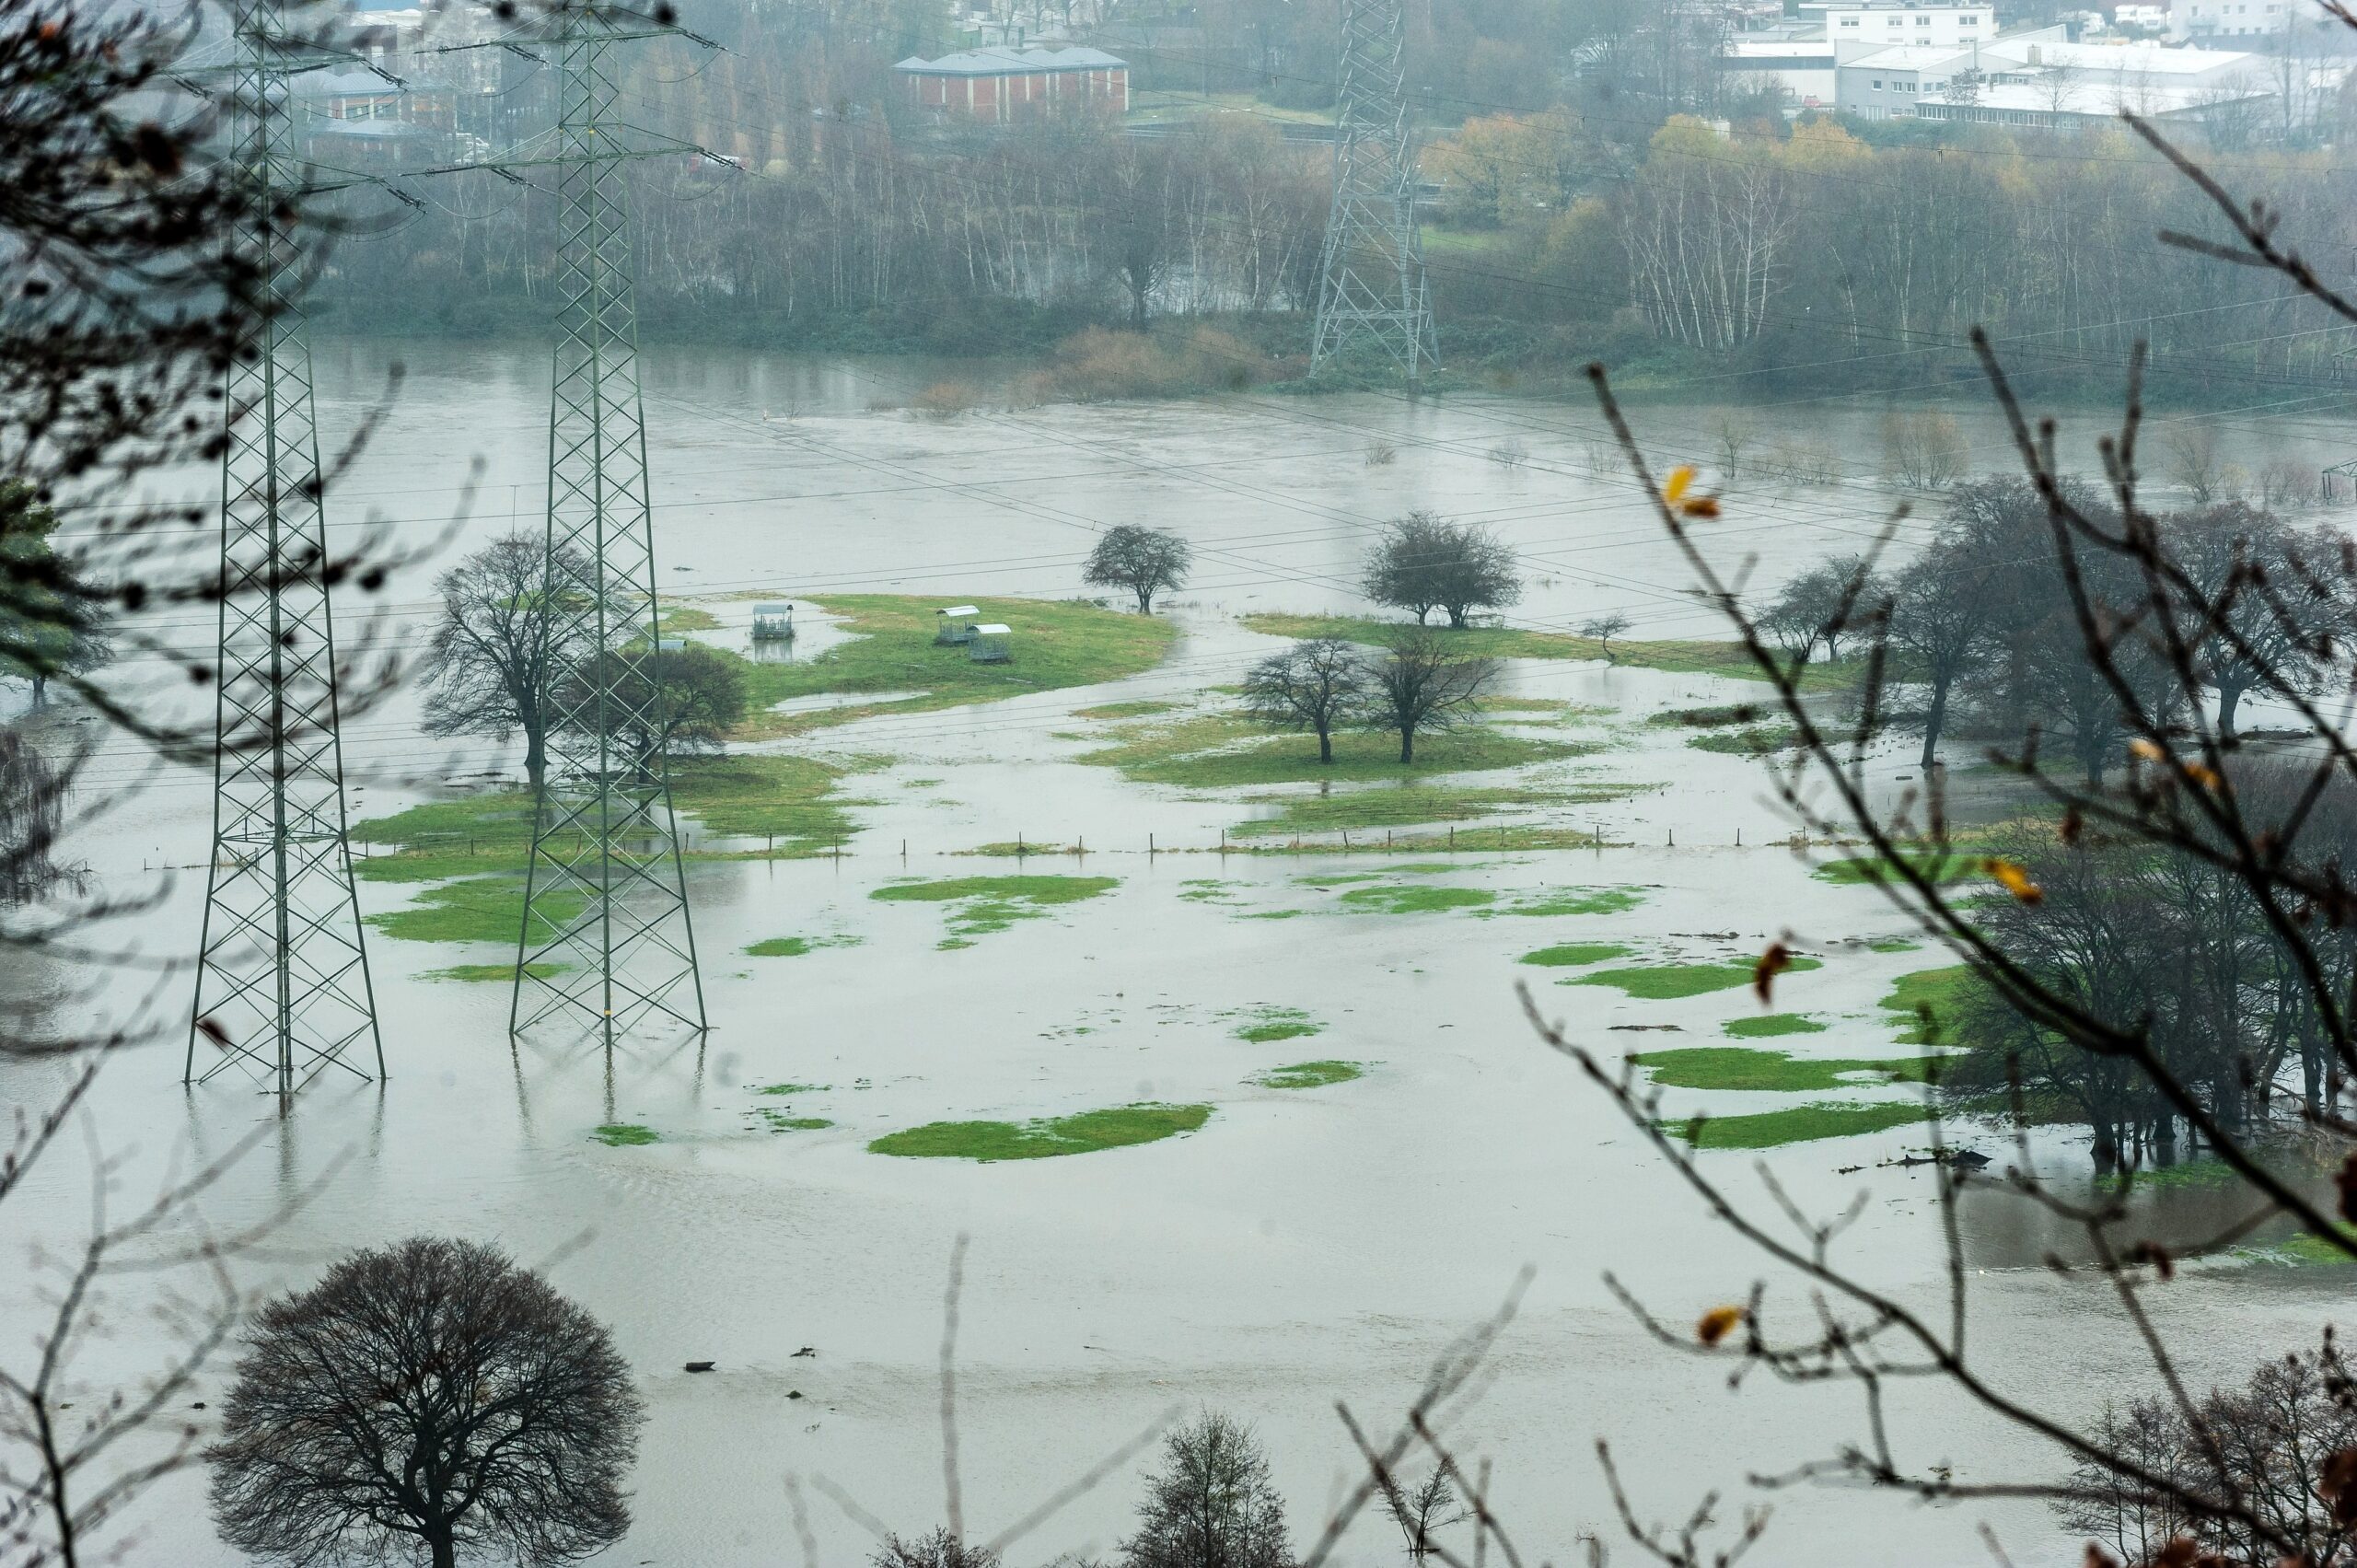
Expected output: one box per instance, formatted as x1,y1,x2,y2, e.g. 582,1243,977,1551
892,46,1129,122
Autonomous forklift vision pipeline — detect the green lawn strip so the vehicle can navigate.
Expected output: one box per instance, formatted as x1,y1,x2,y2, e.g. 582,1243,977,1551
1497,885,1646,917
1333,883,1496,914
1724,1013,1829,1038
1879,965,1977,1045
871,874,1119,945
868,1102,1211,1161
1231,1006,1321,1043
1253,1060,1364,1089
1662,1101,1935,1149
655,604,723,633
1631,1045,1939,1091
1230,780,1617,839
1570,956,1824,1000
420,961,565,983
367,877,587,946
593,1123,659,1146
1519,942,1632,968
1239,612,1867,690
733,595,1177,739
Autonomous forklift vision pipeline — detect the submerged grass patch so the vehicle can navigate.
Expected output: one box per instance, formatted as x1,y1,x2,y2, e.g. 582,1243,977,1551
1254,1060,1363,1089
668,754,859,853
1497,885,1647,917
1231,1006,1321,1043
1102,722,1586,790
757,1083,829,1096
1334,883,1496,915
1664,1101,1935,1149
751,1110,832,1132
1880,966,1977,1044
1074,700,1178,719
746,934,863,958
1231,780,1617,839
1570,956,1824,1000
1687,725,1799,756
1519,943,1631,968
868,1102,1211,1161
872,874,1119,946
593,1123,659,1146
1240,612,1868,690
1631,1045,1938,1091
420,961,565,983
734,595,1177,738
1724,1013,1829,1038
367,877,586,947
655,604,723,633
1867,937,1924,954
1814,850,1984,887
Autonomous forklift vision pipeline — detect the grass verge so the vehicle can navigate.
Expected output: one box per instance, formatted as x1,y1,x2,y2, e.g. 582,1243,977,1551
420,961,565,983
1880,966,1976,1044
593,1123,659,1146
1724,1013,1828,1038
1335,883,1496,914
1233,1006,1321,1043
1520,943,1631,967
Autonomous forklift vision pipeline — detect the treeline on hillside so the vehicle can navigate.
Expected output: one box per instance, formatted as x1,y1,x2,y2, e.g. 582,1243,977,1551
1427,113,2357,390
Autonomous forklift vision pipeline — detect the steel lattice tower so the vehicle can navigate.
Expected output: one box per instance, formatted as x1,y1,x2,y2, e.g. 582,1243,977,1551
509,20,707,1046
1310,0,1439,387
187,0,384,1101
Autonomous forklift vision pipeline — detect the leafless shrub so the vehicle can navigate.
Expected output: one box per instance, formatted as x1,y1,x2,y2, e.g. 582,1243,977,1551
1881,408,1968,490
1488,438,1529,467
1365,438,1399,467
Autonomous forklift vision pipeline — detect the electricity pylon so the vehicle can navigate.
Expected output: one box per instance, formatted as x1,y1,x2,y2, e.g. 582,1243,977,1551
187,0,385,1103
1310,0,1439,389
424,13,717,1046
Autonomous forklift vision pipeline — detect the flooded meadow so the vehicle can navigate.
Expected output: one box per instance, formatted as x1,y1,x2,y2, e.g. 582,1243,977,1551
7,341,2355,1566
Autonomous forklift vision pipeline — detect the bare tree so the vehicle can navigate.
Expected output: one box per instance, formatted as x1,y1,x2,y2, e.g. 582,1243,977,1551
419,534,590,791
1241,637,1367,763
1379,1468,1466,1566
1886,529,1995,767
208,1237,645,1568
555,644,746,781
1580,612,1633,665
1120,1411,1291,1568
873,1528,1004,1568
1364,630,1497,765
1085,525,1192,615
1362,513,1521,629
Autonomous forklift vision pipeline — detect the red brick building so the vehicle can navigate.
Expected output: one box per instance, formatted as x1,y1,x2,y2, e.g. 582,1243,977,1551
894,47,1130,122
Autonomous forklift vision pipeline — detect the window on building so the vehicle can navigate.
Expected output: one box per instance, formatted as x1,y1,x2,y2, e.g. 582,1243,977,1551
1872,77,1884,87
1840,14,1859,23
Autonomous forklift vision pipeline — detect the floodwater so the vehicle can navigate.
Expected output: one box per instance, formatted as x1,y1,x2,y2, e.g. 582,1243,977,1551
5,340,2353,1568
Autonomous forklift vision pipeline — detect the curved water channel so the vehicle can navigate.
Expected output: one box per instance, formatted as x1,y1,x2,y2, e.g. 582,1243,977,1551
6,340,2354,1565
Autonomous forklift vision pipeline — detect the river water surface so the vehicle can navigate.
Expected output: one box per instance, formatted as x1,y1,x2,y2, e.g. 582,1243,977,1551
5,340,2352,1567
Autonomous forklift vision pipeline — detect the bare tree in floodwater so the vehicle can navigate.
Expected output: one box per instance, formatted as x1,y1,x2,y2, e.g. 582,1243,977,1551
419,534,592,792
1364,630,1496,764
1242,637,1368,762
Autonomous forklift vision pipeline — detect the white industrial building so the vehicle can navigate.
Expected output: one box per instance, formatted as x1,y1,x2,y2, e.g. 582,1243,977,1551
1836,36,2275,125
1719,0,2326,132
